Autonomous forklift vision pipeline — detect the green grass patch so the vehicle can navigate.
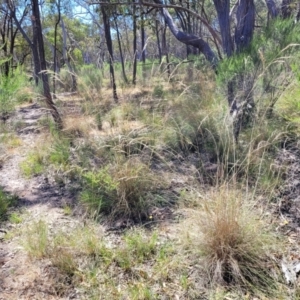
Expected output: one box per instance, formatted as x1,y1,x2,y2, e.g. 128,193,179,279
0,188,18,221
80,158,164,221
20,152,45,177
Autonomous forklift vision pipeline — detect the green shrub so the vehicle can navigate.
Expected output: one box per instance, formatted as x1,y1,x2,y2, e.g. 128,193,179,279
49,138,70,166
77,65,102,101
23,220,49,258
20,152,45,177
80,158,161,220
0,67,31,115
0,189,17,221
152,84,164,98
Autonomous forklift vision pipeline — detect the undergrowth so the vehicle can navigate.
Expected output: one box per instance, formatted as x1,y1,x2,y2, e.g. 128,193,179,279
22,222,183,299
180,187,280,294
0,188,17,221
80,157,164,221
4,50,298,299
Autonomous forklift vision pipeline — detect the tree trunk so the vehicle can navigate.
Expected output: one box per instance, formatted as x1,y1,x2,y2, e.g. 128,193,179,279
53,0,61,98
281,0,292,18
297,2,300,21
141,12,146,64
101,5,118,101
213,0,233,57
114,15,128,84
233,0,256,140
141,10,146,80
265,0,278,18
61,18,77,92
235,0,255,53
31,8,41,86
132,1,137,85
7,2,40,84
156,20,162,63
32,0,62,128
0,12,9,76
153,0,217,69
162,22,170,77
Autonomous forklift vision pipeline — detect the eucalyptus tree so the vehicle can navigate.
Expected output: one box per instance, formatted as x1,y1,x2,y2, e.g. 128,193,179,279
5,0,62,128
101,2,118,101
0,1,29,76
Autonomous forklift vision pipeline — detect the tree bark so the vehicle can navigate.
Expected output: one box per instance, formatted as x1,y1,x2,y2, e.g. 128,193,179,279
162,22,170,77
114,15,128,83
235,0,255,52
61,18,77,92
155,20,162,63
132,0,137,85
141,12,146,64
153,0,217,69
297,2,300,21
281,0,292,18
265,0,278,18
32,0,62,128
0,12,9,76
6,2,40,84
101,4,118,101
213,0,233,57
53,0,61,98
31,3,41,86
233,0,256,140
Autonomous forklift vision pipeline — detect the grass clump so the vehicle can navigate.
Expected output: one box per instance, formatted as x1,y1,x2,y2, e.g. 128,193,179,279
21,222,179,298
48,138,70,166
0,188,17,221
20,133,72,178
0,68,31,115
20,151,45,177
80,158,162,221
182,186,280,294
9,212,23,224
115,230,158,270
23,220,49,258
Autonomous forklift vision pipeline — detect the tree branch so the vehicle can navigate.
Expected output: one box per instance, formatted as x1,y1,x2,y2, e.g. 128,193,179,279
89,0,222,45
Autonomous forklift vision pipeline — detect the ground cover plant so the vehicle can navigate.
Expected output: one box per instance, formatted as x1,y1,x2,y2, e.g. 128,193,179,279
2,6,300,299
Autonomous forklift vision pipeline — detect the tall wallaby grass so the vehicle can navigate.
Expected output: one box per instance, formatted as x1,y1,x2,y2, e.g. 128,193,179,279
0,67,33,115
180,186,280,294
80,157,163,221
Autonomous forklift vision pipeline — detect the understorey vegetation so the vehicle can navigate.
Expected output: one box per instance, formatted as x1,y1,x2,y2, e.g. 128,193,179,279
1,0,300,298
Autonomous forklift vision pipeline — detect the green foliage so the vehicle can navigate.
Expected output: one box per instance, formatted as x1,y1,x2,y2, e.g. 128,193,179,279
217,19,300,87
20,152,45,177
24,220,49,258
115,231,158,271
0,68,31,114
152,84,164,98
276,80,300,132
80,158,161,220
80,167,118,215
0,189,17,221
9,212,23,224
77,65,102,100
49,138,70,166
123,231,158,263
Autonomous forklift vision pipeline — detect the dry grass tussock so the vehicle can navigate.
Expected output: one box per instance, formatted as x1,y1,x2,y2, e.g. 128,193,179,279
180,186,281,293
63,115,97,137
